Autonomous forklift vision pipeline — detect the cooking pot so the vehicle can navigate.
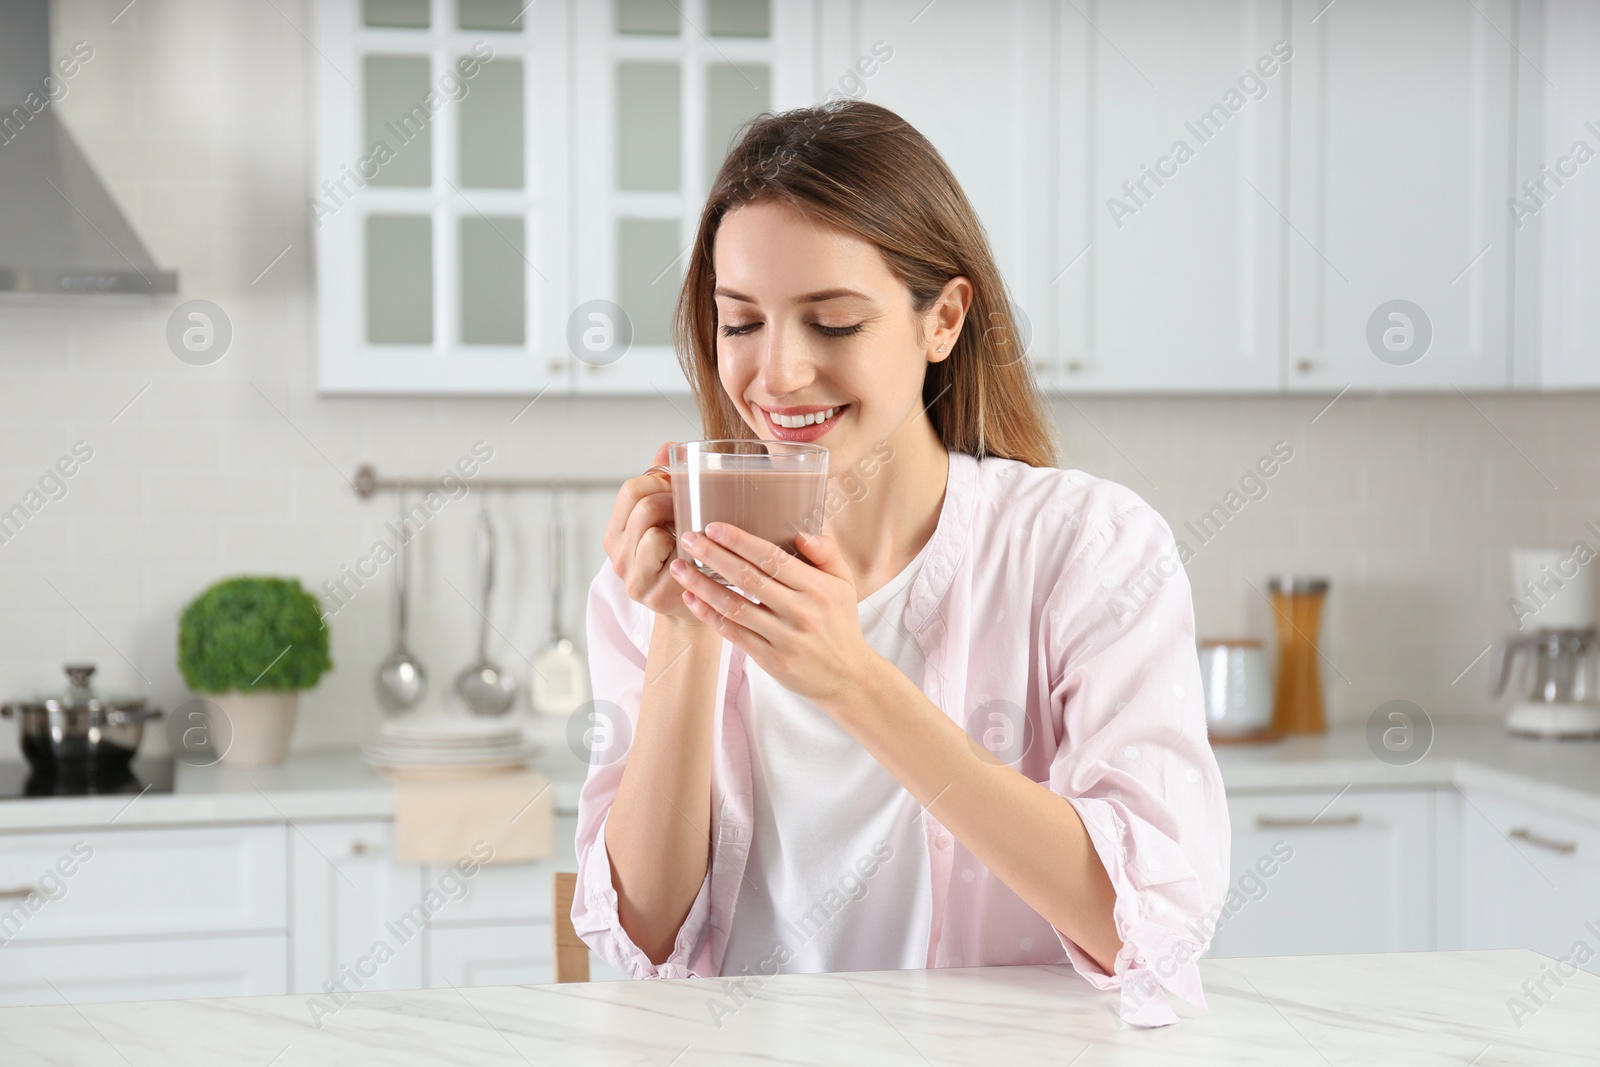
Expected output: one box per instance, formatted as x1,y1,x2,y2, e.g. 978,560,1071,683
1,664,162,772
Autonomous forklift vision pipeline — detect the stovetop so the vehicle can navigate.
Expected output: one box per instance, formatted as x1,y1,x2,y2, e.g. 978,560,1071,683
0,758,176,800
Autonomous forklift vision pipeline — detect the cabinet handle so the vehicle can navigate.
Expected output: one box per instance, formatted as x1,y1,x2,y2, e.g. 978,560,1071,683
1065,360,1084,374
350,841,374,856
0,885,34,900
1510,827,1577,855
1256,813,1361,828
546,359,566,373
1296,358,1313,373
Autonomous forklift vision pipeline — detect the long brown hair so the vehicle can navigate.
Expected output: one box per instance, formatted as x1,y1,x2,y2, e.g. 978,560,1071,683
673,100,1058,467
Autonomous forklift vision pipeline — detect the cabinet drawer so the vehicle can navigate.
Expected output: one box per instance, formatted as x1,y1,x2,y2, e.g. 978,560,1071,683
1212,788,1434,957
1459,788,1600,973
0,825,286,942
424,814,577,925
1460,790,1600,863
0,934,287,1006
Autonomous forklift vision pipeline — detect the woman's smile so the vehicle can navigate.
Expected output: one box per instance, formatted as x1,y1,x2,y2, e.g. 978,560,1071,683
757,402,850,442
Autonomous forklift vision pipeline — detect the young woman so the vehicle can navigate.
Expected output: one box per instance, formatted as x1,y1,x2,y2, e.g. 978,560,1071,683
573,101,1229,1028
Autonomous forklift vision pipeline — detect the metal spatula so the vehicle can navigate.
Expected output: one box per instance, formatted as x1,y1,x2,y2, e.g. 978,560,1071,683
532,491,591,717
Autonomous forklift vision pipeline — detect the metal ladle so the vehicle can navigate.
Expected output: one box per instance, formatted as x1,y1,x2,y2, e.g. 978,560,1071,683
453,499,518,716
376,492,427,712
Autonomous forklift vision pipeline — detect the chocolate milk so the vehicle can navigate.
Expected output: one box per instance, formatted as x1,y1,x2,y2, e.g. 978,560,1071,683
671,469,828,584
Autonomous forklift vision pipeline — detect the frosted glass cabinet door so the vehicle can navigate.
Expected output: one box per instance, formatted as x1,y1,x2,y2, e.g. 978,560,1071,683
316,0,570,395
572,0,808,395
1053,0,1288,393
1285,0,1515,391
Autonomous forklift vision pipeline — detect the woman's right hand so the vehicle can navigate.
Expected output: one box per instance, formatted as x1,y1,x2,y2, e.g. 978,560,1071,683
605,442,699,622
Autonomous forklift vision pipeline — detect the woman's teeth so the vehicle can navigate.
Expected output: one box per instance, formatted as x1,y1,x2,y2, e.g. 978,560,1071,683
768,406,840,428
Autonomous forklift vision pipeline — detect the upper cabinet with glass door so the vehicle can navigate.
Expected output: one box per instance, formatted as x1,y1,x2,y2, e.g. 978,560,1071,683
569,0,817,394
314,0,1595,398
315,0,570,395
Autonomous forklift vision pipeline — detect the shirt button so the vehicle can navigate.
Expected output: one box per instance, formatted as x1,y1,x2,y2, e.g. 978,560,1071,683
935,833,952,850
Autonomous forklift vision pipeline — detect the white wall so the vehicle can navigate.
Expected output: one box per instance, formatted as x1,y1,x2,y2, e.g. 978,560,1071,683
0,0,1590,757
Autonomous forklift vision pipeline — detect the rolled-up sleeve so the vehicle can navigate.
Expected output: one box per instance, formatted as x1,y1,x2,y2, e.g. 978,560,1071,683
1041,497,1231,1027
570,563,714,979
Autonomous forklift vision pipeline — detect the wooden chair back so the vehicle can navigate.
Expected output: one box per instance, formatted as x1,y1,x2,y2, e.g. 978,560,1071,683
552,871,590,983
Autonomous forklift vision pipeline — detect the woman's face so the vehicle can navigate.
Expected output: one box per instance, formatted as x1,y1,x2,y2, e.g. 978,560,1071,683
711,199,963,473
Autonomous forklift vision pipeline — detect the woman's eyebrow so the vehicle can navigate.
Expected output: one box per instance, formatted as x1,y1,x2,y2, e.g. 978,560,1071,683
713,286,873,305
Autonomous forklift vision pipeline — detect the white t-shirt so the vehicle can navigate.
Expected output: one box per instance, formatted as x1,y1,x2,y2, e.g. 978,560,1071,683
719,535,935,978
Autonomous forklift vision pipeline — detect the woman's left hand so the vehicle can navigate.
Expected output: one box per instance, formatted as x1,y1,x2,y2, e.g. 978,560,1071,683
669,523,874,703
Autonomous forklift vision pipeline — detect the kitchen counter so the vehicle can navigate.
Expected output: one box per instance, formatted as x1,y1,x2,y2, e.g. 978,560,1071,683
1212,718,1600,820
0,718,1595,832
0,949,1593,1065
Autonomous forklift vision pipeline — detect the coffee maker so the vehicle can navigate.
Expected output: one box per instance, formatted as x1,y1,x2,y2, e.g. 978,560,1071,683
1490,549,1600,738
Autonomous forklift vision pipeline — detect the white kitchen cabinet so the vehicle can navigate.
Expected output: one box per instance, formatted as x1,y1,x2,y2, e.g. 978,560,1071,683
0,935,287,1007
1284,0,1515,392
309,0,1588,397
1054,0,1289,392
424,813,580,927
1459,789,1600,975
853,0,1056,383
569,0,817,396
428,922,555,986
289,820,426,994
422,814,626,984
427,922,629,986
0,825,286,943
1511,0,1600,388
1209,788,1435,958
313,0,574,396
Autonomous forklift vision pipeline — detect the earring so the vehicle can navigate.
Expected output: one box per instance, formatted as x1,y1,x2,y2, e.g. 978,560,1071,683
936,343,947,353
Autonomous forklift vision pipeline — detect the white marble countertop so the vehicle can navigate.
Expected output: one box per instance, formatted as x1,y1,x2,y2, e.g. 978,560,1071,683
0,949,1593,1065
0,717,1596,832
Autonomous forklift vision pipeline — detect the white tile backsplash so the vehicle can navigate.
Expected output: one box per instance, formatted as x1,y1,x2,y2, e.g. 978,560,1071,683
0,1,1591,758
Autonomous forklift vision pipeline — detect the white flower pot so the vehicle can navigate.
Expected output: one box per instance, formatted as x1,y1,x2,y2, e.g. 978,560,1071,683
205,691,300,768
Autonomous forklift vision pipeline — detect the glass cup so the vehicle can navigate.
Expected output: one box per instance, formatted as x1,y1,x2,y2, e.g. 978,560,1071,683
650,440,829,587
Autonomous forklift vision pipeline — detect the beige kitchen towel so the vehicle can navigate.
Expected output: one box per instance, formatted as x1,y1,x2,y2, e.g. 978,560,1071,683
391,768,554,865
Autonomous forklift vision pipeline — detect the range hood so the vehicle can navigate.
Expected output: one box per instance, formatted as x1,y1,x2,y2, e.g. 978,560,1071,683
0,1,176,294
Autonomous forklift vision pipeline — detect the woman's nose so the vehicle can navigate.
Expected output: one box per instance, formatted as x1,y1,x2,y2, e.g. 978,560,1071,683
756,324,814,399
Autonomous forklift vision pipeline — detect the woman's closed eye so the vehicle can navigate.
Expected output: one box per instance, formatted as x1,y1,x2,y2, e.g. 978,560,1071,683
718,321,865,338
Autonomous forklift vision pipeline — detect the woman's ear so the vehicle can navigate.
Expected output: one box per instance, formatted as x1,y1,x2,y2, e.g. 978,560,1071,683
926,275,973,364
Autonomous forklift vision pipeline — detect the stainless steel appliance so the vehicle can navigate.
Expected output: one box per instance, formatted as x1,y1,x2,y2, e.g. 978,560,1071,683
1,664,164,772
1490,628,1600,738
0,1,177,293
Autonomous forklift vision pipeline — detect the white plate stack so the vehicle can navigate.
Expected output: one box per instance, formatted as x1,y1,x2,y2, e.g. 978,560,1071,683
362,715,541,783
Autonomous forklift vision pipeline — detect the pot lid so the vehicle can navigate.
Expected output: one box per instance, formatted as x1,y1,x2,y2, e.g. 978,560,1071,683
1,663,148,716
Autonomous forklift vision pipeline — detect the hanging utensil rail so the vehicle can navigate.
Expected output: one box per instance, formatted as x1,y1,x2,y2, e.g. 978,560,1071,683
352,464,625,499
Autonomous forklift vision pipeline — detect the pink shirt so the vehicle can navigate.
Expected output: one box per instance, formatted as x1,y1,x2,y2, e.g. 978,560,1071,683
572,450,1231,1027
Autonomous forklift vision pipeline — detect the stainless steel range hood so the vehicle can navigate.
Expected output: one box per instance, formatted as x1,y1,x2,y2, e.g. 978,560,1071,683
0,1,176,294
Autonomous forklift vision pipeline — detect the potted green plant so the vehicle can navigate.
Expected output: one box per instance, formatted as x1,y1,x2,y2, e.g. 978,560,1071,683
178,577,332,768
